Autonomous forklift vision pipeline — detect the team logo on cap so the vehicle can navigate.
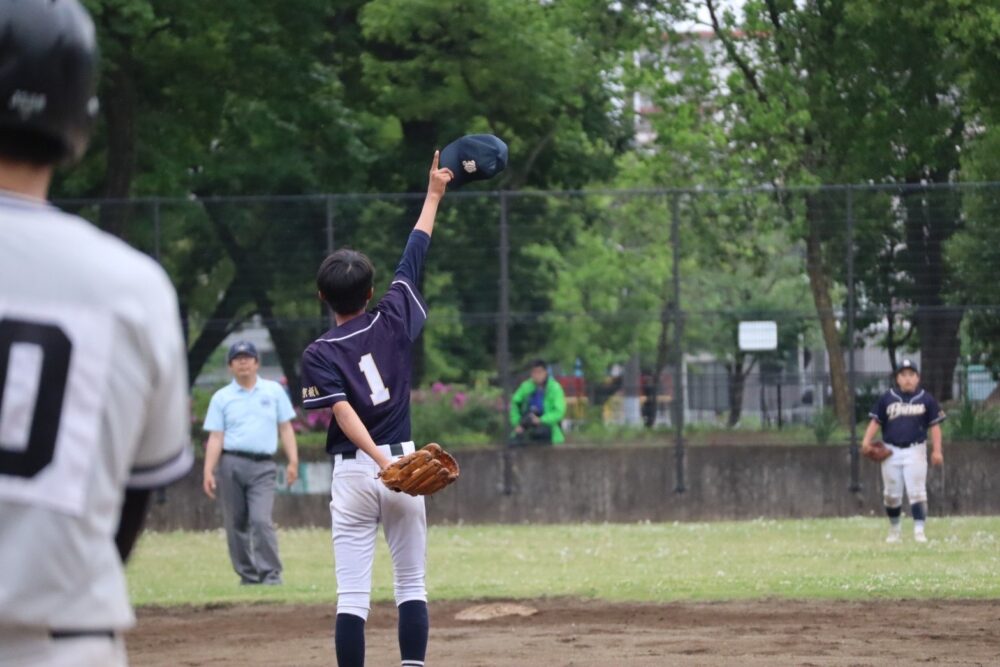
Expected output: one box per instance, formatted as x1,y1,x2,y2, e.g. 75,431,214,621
462,159,478,174
9,90,46,119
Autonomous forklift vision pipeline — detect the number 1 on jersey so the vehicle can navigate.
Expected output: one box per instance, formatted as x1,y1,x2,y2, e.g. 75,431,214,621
359,353,390,405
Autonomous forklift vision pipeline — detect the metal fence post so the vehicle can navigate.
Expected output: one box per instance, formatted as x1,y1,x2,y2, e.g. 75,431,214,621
320,195,335,327
152,199,161,263
672,193,686,494
847,186,860,492
325,195,335,254
151,200,164,514
498,191,513,495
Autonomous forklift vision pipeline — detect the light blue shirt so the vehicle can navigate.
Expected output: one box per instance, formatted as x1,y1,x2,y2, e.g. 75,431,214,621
203,378,296,455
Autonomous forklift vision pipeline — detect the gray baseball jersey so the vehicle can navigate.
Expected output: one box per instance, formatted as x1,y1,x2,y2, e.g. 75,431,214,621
0,194,192,631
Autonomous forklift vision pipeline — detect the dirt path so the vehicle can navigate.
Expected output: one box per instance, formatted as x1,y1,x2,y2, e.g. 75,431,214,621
130,598,1000,666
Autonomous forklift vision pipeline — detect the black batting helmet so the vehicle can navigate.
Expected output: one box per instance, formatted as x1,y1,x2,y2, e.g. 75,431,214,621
0,0,99,164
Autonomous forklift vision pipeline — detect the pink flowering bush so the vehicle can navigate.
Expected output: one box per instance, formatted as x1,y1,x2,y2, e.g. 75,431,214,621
293,405,332,433
410,383,503,447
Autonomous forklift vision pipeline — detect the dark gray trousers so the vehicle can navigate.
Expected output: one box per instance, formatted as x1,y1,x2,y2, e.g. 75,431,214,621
217,454,282,584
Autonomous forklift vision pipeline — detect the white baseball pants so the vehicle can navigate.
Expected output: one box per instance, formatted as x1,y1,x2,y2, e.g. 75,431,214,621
0,628,127,667
881,442,928,506
330,442,427,620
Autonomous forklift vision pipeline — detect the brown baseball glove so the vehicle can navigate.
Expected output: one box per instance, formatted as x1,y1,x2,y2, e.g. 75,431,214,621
863,440,892,463
379,443,459,496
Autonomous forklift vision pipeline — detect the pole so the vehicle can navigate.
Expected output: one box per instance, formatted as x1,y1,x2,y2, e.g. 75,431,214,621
320,196,336,328
152,200,164,509
847,187,860,492
777,380,783,429
759,374,766,428
325,195,335,255
152,200,161,263
671,194,686,494
498,192,513,495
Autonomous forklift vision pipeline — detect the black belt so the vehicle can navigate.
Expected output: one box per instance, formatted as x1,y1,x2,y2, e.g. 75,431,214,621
223,450,274,462
333,442,405,463
887,441,925,449
50,629,115,640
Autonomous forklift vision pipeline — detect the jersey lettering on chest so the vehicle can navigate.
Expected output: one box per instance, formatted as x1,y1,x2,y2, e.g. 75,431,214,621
886,402,926,420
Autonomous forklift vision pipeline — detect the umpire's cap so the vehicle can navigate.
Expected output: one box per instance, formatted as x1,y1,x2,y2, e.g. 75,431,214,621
895,359,919,375
439,134,508,188
0,0,100,164
228,341,259,363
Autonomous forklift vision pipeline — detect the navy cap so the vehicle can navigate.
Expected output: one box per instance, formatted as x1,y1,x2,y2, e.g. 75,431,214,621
228,340,258,362
439,134,508,188
895,359,919,375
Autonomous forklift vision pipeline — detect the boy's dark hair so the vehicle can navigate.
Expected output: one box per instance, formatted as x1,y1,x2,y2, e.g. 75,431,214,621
0,128,67,166
531,359,547,370
317,249,375,315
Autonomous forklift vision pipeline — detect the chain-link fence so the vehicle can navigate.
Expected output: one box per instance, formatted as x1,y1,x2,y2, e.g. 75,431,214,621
58,183,1000,487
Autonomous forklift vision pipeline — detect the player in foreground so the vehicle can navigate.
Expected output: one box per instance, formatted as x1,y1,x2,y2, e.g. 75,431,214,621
0,1,193,665
861,360,945,544
300,152,458,667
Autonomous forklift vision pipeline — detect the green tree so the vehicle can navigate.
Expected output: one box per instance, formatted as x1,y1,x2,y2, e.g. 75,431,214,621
62,1,379,397
942,2,1000,385
636,0,974,419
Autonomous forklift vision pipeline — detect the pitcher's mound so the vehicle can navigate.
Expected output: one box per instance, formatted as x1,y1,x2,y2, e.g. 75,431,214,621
455,603,539,622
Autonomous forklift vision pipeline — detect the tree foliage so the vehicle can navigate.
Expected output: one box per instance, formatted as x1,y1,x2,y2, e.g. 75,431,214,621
46,0,1000,413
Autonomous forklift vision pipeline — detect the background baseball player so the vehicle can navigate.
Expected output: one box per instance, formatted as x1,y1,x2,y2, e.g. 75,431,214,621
0,1,193,665
300,152,453,667
861,359,945,544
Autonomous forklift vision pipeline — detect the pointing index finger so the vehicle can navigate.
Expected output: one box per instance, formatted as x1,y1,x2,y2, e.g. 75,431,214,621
432,149,440,171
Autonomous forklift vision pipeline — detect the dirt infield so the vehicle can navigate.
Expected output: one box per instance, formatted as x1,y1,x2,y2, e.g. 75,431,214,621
130,598,1000,666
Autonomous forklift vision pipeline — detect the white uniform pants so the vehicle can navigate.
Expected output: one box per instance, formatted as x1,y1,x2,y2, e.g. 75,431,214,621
0,628,127,667
881,443,928,506
330,443,427,621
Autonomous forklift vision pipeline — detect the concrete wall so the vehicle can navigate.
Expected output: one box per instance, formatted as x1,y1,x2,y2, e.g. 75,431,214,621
144,442,1000,531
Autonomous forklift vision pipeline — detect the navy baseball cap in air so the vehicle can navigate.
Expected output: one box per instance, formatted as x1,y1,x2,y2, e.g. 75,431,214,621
895,359,919,375
439,134,508,188
228,340,259,362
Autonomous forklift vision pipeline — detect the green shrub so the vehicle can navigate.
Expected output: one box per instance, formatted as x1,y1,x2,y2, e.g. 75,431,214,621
410,383,504,448
812,408,839,445
946,402,1000,441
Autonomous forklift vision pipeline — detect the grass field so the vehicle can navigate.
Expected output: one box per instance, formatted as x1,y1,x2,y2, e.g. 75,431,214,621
128,517,1000,607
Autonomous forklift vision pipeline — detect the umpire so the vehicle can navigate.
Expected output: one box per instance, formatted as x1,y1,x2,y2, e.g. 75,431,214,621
203,341,299,584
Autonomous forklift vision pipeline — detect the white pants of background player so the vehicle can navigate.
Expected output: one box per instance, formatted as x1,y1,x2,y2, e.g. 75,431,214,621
330,442,427,620
0,628,127,667
880,443,928,507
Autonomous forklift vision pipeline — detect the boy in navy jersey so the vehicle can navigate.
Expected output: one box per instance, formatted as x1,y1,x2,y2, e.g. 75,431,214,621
862,360,946,544
300,152,453,667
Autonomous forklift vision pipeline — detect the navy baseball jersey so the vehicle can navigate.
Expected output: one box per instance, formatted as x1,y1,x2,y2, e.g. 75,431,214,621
869,389,946,445
300,231,430,454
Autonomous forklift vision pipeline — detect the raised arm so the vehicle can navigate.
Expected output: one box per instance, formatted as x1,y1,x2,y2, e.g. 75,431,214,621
394,153,452,286
413,150,454,238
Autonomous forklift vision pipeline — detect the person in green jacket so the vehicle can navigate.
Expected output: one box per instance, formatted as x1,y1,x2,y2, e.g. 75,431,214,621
509,359,567,445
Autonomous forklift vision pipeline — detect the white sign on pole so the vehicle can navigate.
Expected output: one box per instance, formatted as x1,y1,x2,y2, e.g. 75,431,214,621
738,321,778,351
